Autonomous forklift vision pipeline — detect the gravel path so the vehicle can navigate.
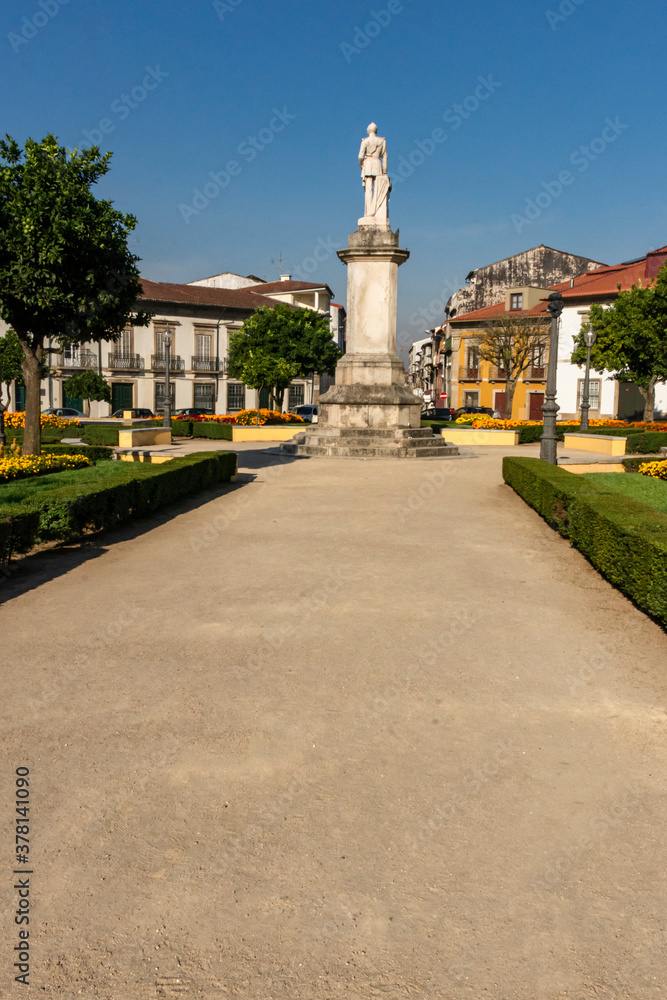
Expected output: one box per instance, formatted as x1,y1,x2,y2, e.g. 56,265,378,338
2,446,666,998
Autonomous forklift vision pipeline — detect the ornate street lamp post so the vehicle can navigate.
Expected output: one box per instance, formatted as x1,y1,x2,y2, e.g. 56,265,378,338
540,291,564,465
579,327,597,433
162,326,172,428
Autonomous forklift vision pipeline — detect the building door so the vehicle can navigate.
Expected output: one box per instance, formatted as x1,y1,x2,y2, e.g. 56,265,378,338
495,391,507,416
529,392,544,420
617,382,645,421
111,383,133,412
259,387,270,409
15,384,26,411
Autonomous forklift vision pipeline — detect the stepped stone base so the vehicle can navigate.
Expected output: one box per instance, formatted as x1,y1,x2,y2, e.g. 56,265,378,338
280,426,459,459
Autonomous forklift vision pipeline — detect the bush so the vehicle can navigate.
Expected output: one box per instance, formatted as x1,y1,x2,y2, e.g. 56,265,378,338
503,456,667,627
171,419,193,437
0,452,90,483
81,425,119,446
42,444,114,464
625,432,667,454
192,422,233,440
0,451,237,560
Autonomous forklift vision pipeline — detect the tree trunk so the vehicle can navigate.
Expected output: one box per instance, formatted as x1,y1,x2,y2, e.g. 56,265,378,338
19,336,43,456
638,375,658,422
504,377,516,419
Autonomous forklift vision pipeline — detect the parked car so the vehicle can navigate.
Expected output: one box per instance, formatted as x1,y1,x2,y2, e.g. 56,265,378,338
111,408,155,419
174,407,214,416
291,404,318,423
454,405,495,419
42,406,86,418
421,407,457,421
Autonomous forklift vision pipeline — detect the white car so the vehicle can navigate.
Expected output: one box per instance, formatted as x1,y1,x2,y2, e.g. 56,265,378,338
42,407,86,418
292,404,318,423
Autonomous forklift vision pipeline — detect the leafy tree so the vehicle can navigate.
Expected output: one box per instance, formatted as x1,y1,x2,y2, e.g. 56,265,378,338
0,329,24,442
0,135,151,455
478,314,549,419
63,369,111,407
571,265,667,421
228,303,341,409
232,349,299,423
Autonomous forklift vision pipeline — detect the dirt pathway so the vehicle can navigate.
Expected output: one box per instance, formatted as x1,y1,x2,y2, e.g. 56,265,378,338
2,449,667,998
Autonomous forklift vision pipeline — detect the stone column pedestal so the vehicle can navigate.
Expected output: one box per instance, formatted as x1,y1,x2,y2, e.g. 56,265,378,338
318,226,421,430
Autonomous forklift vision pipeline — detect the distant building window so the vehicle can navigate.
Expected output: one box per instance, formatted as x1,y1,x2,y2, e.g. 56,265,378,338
227,383,245,412
194,383,215,410
510,293,523,311
289,384,305,409
578,379,600,410
154,382,175,410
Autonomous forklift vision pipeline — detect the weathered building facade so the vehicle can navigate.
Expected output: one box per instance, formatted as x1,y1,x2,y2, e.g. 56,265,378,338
446,244,605,319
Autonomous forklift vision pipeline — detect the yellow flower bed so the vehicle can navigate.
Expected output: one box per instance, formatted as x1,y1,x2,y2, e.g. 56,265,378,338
0,453,90,483
234,408,305,426
638,461,667,481
3,413,81,430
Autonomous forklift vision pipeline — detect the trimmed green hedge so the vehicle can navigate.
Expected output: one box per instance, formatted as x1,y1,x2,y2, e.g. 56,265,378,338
625,432,667,454
0,451,237,560
42,444,115,463
503,456,667,627
192,422,234,440
81,424,119,446
171,419,193,437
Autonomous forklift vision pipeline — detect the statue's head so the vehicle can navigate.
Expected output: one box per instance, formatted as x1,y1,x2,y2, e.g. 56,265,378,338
367,122,378,135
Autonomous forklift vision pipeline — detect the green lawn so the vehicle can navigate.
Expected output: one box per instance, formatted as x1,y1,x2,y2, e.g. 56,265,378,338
582,471,667,516
0,461,148,505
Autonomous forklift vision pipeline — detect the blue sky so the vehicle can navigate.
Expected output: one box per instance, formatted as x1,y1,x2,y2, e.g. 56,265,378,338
2,0,666,353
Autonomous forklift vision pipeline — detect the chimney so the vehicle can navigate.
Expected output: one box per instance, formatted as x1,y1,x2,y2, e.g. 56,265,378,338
280,274,292,282
645,249,667,280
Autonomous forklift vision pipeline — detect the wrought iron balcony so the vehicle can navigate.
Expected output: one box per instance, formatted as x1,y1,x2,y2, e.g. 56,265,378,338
458,365,480,380
527,365,546,380
191,356,222,372
60,349,97,369
107,353,144,370
151,354,185,372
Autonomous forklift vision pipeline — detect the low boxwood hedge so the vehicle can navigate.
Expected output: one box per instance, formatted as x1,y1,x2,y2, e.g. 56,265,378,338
42,444,115,463
171,419,193,437
192,422,233,440
503,456,667,627
81,424,119,446
0,451,237,560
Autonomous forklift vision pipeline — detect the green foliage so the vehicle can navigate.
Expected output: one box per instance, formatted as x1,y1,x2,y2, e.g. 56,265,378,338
0,134,152,453
625,431,667,454
231,348,299,403
42,443,114,463
0,451,237,560
81,424,119,446
503,457,667,627
63,369,111,403
228,303,341,385
171,419,193,437
192,421,233,440
571,263,667,402
0,330,24,391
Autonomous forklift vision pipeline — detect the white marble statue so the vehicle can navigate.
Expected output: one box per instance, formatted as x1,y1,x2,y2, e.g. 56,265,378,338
358,122,391,225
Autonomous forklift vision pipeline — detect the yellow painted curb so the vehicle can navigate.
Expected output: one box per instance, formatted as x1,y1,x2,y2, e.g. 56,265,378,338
441,428,519,446
563,433,626,456
232,425,304,442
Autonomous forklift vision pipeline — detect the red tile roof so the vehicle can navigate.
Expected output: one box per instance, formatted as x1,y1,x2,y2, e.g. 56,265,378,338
138,278,286,311
550,246,667,300
449,300,550,324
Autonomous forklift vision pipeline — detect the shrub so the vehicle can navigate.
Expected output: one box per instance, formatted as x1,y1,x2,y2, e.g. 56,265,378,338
192,421,233,440
639,460,667,481
0,452,90,483
42,444,114,464
81,425,119,446
0,451,237,559
625,432,667,454
503,456,667,627
171,419,193,437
